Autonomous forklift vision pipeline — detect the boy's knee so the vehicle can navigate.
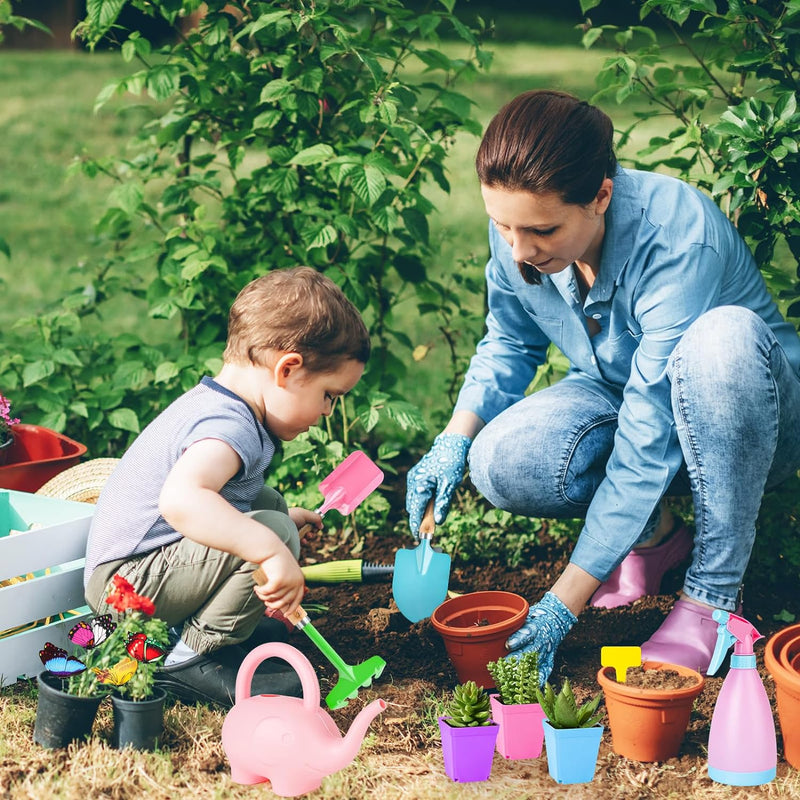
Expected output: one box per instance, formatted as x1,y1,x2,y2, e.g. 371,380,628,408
247,509,301,560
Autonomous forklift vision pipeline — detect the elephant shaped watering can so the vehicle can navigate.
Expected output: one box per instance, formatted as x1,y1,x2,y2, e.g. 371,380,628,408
221,641,386,797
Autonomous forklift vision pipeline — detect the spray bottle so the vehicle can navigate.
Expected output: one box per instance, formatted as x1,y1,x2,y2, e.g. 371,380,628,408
706,609,776,786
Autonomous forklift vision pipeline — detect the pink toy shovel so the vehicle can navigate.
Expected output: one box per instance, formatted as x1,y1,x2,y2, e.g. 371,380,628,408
298,451,384,537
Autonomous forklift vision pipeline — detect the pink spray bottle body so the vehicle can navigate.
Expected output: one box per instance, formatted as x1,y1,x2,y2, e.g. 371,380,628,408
707,610,776,786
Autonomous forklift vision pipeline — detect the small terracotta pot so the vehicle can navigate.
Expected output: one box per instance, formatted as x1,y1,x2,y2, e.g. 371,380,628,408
431,591,528,689
598,660,705,762
765,625,800,769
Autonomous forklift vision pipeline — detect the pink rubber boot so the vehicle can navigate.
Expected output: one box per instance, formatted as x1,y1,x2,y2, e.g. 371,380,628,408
590,523,693,609
640,598,720,674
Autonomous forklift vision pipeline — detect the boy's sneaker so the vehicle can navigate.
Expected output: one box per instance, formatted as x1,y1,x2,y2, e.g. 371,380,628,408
156,644,302,709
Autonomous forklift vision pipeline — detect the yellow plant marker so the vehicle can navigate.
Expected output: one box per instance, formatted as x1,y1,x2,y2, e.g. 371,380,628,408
601,646,641,683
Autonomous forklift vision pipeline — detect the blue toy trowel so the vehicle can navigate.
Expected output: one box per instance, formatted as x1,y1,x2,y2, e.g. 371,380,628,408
392,500,451,623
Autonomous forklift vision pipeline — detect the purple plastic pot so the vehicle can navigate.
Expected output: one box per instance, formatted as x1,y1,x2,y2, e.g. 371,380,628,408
438,716,499,782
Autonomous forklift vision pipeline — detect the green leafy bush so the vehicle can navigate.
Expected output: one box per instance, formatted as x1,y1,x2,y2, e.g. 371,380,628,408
0,0,490,469
580,0,799,318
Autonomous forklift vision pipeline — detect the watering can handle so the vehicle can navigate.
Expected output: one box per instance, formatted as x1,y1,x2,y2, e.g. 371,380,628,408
234,641,320,709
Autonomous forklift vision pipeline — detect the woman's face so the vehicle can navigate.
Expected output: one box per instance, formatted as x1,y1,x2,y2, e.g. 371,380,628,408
481,180,613,277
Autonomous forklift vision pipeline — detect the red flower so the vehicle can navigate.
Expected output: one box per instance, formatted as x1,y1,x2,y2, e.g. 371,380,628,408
106,574,156,616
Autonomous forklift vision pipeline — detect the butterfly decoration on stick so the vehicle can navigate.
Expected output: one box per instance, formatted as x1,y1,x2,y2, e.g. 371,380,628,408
92,657,139,686
125,631,167,663
68,614,117,649
39,642,86,677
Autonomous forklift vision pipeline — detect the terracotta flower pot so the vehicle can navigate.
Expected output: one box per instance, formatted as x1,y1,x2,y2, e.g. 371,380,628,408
0,435,13,467
765,625,800,769
431,591,529,689
597,660,705,762
0,424,87,492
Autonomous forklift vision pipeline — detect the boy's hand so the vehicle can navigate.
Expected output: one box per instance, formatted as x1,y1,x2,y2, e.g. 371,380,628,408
253,547,306,615
504,592,577,686
289,507,323,544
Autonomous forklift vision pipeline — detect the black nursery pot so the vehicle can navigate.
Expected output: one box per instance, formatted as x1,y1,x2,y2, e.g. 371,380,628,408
111,687,167,750
34,672,104,749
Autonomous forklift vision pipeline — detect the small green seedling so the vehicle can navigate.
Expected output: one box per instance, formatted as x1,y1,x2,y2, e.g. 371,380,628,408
443,681,493,727
601,645,642,683
535,677,603,730
486,651,540,705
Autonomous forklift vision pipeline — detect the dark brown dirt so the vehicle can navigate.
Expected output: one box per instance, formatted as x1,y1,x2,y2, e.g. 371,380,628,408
286,522,800,795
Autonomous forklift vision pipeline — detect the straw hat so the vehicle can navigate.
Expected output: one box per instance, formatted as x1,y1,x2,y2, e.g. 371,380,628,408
36,458,120,504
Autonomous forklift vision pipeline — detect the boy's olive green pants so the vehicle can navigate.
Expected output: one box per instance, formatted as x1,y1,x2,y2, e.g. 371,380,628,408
85,486,300,654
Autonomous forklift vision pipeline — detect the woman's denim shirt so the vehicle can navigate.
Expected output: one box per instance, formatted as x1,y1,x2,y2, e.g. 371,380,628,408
455,167,800,580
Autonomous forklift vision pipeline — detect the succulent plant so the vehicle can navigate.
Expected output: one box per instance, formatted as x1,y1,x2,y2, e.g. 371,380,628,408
443,680,493,727
486,651,540,705
535,677,603,730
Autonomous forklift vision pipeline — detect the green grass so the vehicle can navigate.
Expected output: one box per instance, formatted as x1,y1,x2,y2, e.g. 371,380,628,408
0,52,150,324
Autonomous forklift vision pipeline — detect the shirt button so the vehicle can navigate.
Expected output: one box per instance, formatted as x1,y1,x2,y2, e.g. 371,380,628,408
592,313,602,319
591,356,597,365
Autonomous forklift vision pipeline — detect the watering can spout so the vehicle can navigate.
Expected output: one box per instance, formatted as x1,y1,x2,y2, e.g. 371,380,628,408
331,698,387,768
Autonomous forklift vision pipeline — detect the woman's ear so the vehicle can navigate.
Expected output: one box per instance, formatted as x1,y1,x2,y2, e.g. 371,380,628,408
594,177,613,215
274,352,304,387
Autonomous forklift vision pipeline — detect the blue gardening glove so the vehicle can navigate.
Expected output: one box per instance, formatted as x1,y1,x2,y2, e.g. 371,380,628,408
505,591,577,686
405,432,471,536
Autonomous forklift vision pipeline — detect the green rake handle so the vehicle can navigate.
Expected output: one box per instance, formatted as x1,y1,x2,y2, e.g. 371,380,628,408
252,567,385,709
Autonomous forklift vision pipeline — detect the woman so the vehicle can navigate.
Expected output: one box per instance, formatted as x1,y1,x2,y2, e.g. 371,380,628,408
406,90,800,683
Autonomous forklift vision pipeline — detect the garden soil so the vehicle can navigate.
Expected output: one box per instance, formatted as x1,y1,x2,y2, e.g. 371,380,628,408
284,522,800,799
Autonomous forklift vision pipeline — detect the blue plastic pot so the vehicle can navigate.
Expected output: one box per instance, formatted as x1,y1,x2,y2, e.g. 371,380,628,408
542,719,603,784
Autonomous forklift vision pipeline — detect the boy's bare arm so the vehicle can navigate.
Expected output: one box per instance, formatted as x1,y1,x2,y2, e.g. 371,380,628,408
159,438,305,611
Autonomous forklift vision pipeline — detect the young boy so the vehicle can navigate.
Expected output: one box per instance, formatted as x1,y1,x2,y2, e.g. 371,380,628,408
83,267,371,707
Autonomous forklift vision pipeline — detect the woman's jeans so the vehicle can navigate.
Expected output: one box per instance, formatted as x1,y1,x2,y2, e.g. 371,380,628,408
86,485,300,654
468,307,800,609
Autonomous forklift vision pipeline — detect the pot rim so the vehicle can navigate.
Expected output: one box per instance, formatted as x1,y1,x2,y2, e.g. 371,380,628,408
36,670,107,704
110,685,168,706
766,627,800,690
430,590,529,638
438,714,499,729
778,636,800,671
597,660,705,700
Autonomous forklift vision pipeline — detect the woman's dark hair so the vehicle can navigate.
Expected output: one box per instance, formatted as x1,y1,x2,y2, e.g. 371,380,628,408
476,90,617,284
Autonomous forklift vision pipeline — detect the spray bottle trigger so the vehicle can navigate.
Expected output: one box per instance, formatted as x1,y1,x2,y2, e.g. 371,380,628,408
707,609,735,676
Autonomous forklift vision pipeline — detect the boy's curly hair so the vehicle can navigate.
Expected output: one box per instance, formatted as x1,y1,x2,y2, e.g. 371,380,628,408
223,266,370,373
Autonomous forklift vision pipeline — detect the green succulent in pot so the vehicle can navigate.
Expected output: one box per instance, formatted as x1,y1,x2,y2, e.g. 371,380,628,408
443,680,493,727
535,677,603,729
486,650,539,705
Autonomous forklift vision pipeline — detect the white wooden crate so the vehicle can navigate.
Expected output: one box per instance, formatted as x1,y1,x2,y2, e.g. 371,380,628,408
0,489,94,687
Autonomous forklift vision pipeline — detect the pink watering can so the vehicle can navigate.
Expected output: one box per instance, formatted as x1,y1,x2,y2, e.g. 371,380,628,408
221,642,386,797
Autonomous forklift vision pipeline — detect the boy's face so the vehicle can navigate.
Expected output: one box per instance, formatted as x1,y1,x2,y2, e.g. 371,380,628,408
265,356,364,441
